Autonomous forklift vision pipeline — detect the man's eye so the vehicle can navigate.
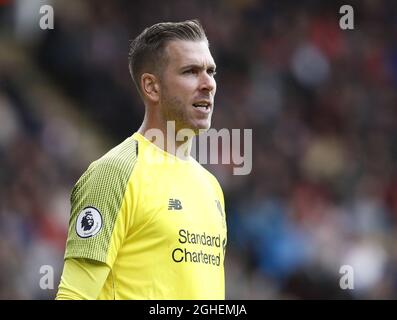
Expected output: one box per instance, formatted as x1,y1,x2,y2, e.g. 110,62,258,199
208,70,217,76
184,69,197,74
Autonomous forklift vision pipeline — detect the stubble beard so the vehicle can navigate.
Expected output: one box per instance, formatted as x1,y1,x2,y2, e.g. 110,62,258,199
160,89,202,135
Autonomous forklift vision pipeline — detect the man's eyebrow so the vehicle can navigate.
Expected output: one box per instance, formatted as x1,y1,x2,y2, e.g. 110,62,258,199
180,63,217,70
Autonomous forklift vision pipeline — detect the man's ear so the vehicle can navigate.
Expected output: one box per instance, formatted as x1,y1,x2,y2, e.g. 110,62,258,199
141,73,160,103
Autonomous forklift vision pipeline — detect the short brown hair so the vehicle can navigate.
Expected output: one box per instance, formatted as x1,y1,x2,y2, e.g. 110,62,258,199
128,19,208,94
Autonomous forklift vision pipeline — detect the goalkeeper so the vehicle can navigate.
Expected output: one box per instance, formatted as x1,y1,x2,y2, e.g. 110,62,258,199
56,19,227,300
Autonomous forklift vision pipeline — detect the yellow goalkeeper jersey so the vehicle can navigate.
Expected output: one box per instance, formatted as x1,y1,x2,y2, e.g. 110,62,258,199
64,132,227,299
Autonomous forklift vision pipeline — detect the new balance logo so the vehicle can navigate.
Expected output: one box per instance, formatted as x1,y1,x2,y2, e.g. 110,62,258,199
168,199,183,210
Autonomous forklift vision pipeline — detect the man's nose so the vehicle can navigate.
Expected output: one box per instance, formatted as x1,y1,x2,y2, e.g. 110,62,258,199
199,72,216,92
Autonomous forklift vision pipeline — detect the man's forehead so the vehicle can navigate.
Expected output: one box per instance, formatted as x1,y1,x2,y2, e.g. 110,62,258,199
165,40,215,66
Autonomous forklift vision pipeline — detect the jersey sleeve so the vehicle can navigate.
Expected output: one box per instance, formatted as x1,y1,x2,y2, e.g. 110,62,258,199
64,138,138,267
56,258,111,300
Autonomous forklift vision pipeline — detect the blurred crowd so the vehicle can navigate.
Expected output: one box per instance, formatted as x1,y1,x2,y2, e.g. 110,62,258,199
1,0,397,299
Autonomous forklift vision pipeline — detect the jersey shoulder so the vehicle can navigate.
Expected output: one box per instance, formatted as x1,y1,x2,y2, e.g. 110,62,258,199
65,137,138,264
72,136,138,201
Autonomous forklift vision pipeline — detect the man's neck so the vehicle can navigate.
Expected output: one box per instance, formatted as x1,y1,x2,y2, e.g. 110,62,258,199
138,121,194,161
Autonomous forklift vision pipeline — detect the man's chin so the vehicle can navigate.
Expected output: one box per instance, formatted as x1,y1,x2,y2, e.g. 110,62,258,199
192,123,211,135
196,117,213,130
176,121,211,135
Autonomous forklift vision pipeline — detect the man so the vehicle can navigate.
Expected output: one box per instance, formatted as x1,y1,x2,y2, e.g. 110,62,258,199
56,19,227,300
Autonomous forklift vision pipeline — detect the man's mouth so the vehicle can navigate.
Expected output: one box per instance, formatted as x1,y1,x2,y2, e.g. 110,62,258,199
192,101,212,113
